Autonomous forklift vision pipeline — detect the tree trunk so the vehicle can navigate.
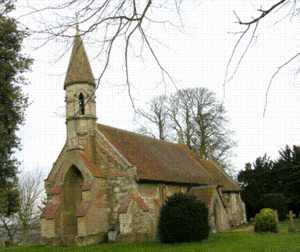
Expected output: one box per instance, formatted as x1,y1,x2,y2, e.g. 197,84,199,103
22,228,28,246
8,234,14,246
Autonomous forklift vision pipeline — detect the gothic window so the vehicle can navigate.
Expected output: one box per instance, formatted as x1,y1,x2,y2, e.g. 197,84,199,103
79,93,85,115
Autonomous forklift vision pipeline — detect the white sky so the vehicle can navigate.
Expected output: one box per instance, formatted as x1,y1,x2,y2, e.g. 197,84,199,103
12,0,300,176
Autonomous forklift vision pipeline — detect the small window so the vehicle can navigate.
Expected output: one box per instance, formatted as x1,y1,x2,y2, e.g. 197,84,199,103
79,93,85,115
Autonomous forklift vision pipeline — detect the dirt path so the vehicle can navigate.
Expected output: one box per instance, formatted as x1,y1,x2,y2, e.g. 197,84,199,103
231,225,254,232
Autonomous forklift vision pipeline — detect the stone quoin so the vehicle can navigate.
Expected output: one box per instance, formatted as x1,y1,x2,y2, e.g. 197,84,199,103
40,30,247,246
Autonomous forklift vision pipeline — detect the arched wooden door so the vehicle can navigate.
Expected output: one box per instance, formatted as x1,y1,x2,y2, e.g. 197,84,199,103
61,165,83,245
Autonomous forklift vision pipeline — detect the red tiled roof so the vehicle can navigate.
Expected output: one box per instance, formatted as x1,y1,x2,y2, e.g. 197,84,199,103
78,151,105,178
198,160,240,192
97,124,216,185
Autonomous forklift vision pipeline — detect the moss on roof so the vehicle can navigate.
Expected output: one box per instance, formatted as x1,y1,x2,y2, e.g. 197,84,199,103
64,33,96,89
98,124,217,185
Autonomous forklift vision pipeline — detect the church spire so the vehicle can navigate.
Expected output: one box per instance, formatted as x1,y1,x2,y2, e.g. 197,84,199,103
64,27,97,151
64,29,96,89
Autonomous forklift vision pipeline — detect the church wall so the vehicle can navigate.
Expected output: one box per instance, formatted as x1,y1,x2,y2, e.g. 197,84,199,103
207,192,230,233
76,177,108,245
104,162,137,231
137,183,187,201
41,148,110,246
118,199,153,243
41,219,56,238
95,133,138,233
134,183,187,240
226,192,247,226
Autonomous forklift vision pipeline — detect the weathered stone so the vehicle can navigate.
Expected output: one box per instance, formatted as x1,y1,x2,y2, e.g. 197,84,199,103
40,30,246,246
287,210,296,232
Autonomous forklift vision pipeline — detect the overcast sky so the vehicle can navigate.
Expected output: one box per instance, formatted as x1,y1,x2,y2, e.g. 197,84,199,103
13,0,300,176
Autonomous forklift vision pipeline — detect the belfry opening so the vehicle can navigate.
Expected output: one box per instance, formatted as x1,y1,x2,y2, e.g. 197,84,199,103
79,93,85,115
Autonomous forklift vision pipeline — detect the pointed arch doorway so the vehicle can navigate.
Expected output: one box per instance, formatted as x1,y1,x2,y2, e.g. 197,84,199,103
61,165,83,246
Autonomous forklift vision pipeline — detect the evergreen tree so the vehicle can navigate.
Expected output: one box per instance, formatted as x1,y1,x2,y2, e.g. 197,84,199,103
273,145,300,215
0,0,32,216
238,145,300,219
237,155,273,219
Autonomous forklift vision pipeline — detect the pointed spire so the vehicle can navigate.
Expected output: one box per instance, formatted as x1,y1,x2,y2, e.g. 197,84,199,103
64,28,96,89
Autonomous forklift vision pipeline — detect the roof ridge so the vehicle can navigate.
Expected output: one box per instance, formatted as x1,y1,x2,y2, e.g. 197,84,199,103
97,123,217,185
97,123,185,148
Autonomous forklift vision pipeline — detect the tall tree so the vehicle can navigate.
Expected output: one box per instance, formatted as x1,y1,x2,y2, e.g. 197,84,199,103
273,145,300,214
0,169,44,246
0,0,32,216
137,95,169,141
238,145,300,219
237,155,274,219
136,88,236,169
17,169,44,246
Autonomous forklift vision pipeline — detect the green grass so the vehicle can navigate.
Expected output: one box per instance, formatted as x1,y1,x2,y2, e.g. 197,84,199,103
279,218,300,232
1,220,300,252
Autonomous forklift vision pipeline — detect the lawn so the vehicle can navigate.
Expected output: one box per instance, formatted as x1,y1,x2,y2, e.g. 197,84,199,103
1,220,300,252
279,218,300,232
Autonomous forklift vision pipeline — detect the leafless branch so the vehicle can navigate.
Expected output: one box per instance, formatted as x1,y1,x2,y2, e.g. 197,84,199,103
223,21,259,95
227,0,300,115
20,0,187,113
236,0,287,26
263,52,300,116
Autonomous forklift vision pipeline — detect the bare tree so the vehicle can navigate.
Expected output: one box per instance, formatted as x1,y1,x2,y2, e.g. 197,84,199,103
17,169,44,246
20,0,186,109
226,0,300,114
19,1,298,113
136,88,236,169
136,95,170,140
0,213,18,246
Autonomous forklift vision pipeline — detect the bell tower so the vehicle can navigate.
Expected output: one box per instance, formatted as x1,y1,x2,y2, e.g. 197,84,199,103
64,29,97,150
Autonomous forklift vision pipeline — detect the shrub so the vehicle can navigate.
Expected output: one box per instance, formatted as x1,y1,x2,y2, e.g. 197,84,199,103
158,192,210,243
254,208,279,233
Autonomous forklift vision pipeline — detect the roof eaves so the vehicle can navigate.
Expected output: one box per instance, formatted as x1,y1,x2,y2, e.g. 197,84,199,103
209,159,241,191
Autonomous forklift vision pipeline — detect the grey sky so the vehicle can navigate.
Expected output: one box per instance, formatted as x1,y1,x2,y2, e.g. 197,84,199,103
14,0,300,175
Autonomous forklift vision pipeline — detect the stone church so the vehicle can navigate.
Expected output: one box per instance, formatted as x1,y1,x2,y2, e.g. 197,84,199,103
40,31,246,246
